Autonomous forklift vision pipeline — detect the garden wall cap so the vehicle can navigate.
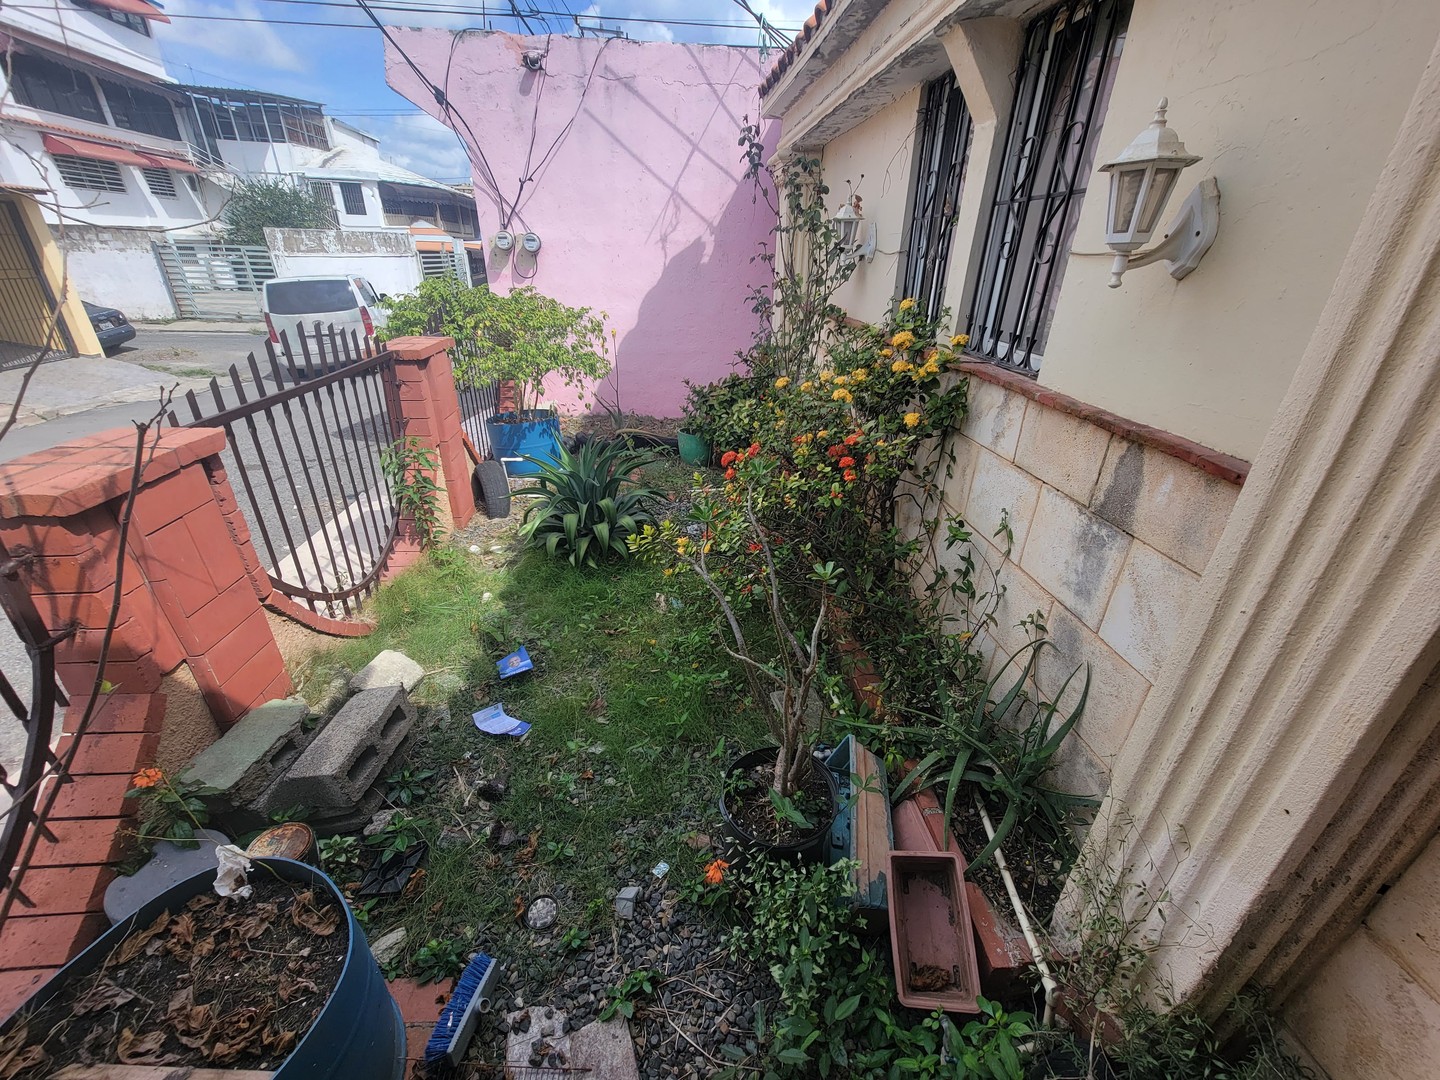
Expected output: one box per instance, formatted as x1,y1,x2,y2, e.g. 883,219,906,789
350,649,426,692
0,427,226,518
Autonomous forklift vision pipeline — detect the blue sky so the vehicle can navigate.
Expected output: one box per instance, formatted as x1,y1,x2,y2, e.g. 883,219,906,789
154,0,813,182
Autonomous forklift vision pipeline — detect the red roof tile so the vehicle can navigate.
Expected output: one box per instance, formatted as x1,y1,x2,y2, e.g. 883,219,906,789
760,1,830,98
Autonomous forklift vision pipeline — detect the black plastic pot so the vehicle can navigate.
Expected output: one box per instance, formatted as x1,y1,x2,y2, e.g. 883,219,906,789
1,858,405,1080
719,746,840,864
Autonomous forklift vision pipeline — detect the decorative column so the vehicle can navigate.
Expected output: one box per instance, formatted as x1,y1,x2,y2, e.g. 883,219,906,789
386,335,477,532
1083,32,1440,1011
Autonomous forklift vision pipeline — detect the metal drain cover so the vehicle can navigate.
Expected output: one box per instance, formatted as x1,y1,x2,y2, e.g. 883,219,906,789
524,895,558,931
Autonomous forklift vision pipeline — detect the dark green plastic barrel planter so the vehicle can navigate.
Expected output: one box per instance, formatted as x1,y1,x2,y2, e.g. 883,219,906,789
676,430,711,466
0,858,405,1080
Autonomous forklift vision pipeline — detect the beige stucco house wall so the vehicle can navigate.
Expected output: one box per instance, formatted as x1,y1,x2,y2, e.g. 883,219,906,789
763,1,1440,1076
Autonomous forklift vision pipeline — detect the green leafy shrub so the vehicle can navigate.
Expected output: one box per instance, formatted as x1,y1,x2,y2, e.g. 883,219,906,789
379,277,609,416
220,178,333,246
380,436,443,548
515,440,659,568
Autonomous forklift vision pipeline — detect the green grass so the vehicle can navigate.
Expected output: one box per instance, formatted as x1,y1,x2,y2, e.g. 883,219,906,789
299,533,766,988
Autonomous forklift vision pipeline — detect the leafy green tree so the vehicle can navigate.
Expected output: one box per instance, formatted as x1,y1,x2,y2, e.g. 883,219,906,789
380,276,609,417
221,178,333,246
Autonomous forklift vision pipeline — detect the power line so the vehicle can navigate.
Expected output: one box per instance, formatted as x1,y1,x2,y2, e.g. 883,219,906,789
242,0,802,33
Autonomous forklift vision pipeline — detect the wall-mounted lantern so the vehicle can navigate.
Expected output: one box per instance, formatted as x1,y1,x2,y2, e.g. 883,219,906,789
832,193,876,264
1098,99,1219,288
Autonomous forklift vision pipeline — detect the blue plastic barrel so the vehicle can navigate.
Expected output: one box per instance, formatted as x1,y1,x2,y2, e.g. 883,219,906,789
485,410,562,476
0,858,405,1080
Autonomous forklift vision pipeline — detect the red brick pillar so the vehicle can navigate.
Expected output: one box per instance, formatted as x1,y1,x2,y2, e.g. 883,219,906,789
0,428,290,728
386,335,476,532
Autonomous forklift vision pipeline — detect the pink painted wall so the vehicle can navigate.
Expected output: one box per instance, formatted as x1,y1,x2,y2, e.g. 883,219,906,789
384,30,776,418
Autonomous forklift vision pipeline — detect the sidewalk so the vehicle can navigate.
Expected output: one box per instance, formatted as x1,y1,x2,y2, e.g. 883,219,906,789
0,354,210,428
135,319,265,334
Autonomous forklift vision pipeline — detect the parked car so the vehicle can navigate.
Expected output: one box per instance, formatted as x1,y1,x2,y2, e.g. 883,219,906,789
83,301,136,354
262,276,387,352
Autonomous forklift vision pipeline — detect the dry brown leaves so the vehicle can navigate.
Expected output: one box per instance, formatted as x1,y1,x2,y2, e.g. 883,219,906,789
166,987,217,1050
290,890,341,937
71,978,138,1015
109,909,171,967
116,1028,173,1065
0,1026,46,1080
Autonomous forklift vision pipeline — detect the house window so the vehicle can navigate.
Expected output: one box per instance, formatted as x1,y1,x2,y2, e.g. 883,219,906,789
183,173,201,195
53,155,126,193
6,52,105,125
74,1,152,35
966,0,1131,372
338,182,366,216
99,79,180,140
142,167,177,198
901,73,973,319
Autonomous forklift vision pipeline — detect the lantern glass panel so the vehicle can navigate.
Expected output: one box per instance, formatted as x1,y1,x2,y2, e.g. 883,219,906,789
1137,165,1181,235
1110,167,1146,238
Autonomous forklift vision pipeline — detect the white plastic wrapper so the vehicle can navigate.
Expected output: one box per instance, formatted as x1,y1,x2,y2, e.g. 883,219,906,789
214,843,254,899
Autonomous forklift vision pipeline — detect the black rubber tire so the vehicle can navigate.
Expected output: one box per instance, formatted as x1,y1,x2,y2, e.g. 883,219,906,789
474,458,511,519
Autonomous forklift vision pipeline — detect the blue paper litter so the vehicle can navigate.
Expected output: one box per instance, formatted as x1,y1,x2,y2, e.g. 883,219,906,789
472,703,530,737
497,646,533,679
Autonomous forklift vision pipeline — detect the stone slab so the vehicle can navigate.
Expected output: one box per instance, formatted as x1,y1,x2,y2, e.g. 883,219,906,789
570,1017,640,1080
506,1005,573,1070
178,696,312,808
268,686,414,811
350,649,425,692
103,828,231,924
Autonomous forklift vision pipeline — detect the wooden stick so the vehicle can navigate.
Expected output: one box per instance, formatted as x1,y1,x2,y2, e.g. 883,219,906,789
54,1067,275,1079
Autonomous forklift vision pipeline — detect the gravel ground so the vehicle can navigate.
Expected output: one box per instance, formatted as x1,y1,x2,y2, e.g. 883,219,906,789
496,883,778,1078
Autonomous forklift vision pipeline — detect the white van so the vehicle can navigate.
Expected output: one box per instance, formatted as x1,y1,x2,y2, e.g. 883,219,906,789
262,276,387,347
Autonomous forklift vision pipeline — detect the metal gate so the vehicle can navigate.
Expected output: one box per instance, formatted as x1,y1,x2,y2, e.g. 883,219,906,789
0,198,74,371
155,240,276,320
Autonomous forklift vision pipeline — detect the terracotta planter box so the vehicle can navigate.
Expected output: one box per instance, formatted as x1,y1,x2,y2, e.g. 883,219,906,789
886,850,982,1014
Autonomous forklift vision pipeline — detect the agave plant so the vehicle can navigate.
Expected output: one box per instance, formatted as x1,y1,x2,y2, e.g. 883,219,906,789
515,440,662,568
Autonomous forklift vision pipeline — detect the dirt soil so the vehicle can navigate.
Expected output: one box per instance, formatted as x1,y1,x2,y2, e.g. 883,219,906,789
724,756,834,849
4,875,347,1077
561,412,680,442
952,793,1068,924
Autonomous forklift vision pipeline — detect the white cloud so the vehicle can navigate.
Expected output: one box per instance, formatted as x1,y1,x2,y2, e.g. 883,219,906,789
157,0,308,75
376,112,472,182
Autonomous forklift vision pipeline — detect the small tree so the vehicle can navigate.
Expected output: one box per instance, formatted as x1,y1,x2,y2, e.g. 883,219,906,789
221,178,333,246
381,277,609,418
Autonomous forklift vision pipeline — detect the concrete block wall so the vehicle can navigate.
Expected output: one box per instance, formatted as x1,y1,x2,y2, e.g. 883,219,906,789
925,364,1245,793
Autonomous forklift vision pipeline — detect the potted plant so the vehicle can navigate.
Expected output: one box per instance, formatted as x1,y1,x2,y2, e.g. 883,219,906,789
631,446,843,862
677,380,715,466
380,278,610,477
0,856,404,1079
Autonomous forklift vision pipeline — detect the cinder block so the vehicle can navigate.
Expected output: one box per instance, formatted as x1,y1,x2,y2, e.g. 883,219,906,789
266,686,414,812
1035,604,1152,765
963,448,1043,557
179,696,313,809
958,379,1026,461
1014,403,1113,506
1091,438,1240,574
1018,487,1130,628
1098,542,1198,682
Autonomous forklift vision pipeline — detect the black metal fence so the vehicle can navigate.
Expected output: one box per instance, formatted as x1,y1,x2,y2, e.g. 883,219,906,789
168,325,403,619
424,304,500,462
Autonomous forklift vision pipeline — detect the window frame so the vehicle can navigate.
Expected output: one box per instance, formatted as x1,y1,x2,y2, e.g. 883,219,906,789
338,182,367,217
142,167,177,199
53,154,126,193
74,1,152,35
965,0,1131,373
6,52,106,125
900,72,974,320
99,78,181,141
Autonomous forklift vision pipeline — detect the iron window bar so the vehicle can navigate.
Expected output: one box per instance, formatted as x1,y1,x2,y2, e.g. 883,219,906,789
902,73,974,320
965,0,1132,374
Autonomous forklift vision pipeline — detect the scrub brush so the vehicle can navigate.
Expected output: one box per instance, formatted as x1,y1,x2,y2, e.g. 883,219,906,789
423,952,503,1066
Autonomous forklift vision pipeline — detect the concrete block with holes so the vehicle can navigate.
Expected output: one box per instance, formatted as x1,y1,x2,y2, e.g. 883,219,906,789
179,696,314,810
264,686,414,812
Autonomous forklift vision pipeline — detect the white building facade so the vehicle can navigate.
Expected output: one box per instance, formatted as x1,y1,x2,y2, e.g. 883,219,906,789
0,0,477,321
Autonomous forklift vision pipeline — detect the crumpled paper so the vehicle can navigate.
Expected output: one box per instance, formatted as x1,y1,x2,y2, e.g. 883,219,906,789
214,844,253,899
